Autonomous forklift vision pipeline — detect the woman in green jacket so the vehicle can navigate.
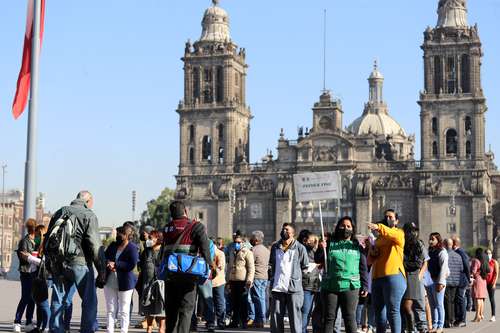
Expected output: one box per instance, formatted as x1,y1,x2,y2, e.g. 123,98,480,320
320,216,369,333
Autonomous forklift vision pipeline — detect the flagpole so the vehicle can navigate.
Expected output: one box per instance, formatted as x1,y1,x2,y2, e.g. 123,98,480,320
23,0,42,222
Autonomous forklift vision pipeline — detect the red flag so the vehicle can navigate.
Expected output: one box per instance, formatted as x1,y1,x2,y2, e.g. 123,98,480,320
12,0,45,120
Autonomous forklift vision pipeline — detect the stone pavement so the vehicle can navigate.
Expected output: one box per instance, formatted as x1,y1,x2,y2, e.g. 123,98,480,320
0,279,499,333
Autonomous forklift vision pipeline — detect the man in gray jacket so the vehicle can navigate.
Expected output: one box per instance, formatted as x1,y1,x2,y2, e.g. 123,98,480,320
269,223,309,333
443,238,464,328
47,191,105,333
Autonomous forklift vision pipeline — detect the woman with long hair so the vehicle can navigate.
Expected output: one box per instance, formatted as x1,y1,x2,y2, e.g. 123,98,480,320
321,216,369,333
298,230,320,333
402,223,427,333
470,248,489,322
485,248,498,322
140,230,165,333
426,232,449,333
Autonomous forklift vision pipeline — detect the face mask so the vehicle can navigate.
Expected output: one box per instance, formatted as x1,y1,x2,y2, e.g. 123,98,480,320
384,216,397,228
116,236,124,246
140,234,147,242
145,239,154,248
280,230,290,241
34,236,41,247
488,254,493,261
340,228,353,239
234,243,241,251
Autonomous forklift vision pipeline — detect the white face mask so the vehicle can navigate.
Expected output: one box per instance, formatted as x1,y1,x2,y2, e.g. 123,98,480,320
488,254,493,261
145,239,154,248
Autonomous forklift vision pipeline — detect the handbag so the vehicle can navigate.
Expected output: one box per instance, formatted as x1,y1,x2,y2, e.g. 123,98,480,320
158,223,209,284
32,257,49,303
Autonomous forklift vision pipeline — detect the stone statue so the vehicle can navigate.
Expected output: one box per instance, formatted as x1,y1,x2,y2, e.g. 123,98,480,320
212,0,220,6
437,0,467,28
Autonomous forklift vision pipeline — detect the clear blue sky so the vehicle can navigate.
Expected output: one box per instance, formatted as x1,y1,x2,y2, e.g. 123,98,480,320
1,0,499,227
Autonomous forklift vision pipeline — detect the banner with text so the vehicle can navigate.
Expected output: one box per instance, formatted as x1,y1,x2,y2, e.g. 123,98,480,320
293,171,341,202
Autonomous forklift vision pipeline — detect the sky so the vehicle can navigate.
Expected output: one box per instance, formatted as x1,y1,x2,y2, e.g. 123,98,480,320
0,0,499,228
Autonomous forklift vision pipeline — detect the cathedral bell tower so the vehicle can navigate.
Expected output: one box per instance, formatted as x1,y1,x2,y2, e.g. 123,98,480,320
419,0,486,168
177,0,252,176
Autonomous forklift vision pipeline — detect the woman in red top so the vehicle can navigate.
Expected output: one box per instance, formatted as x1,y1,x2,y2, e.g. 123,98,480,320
485,248,499,322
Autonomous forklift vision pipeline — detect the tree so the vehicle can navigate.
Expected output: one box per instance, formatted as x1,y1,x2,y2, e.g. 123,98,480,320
141,187,176,230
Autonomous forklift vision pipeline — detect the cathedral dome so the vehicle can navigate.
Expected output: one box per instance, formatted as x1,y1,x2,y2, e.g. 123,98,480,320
347,62,407,137
347,112,407,137
200,0,231,42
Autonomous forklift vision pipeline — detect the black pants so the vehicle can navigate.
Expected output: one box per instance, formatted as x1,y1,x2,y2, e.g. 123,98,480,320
487,284,496,317
444,286,457,326
229,281,248,327
455,286,467,323
165,280,197,333
321,289,359,333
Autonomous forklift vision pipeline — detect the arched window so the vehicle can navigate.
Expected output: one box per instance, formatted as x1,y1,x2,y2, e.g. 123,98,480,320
189,147,195,164
218,124,224,140
202,136,212,161
434,56,442,94
432,141,438,157
432,117,438,135
465,116,472,134
193,67,200,100
216,67,224,103
446,129,458,156
446,57,457,94
218,147,224,164
189,125,195,142
461,54,470,93
466,141,472,158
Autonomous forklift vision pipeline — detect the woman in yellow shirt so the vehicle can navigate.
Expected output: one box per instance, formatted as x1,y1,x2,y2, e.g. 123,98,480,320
367,209,406,333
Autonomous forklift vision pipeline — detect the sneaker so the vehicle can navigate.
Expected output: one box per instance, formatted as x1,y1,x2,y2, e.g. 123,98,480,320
13,324,21,333
247,319,254,327
490,316,496,322
25,324,36,332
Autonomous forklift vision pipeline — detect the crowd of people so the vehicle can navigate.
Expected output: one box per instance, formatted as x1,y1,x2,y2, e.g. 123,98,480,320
12,191,499,333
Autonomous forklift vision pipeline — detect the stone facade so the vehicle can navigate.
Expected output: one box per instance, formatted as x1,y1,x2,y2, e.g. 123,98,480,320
174,0,500,254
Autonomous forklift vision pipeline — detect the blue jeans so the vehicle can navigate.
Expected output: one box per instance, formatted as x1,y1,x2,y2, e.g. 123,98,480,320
51,264,97,333
301,290,316,333
14,272,35,325
251,279,268,324
426,283,446,329
213,285,226,326
248,290,255,321
372,273,407,333
197,279,215,326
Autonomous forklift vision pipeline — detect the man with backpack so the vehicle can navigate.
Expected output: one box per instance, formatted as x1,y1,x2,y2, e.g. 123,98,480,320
162,201,214,333
45,191,105,333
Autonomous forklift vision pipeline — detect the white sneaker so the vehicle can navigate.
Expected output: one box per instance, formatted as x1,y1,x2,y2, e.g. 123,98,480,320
13,324,21,333
24,324,35,332
490,316,496,322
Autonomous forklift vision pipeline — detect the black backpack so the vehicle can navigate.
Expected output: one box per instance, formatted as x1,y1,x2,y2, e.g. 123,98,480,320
44,214,81,277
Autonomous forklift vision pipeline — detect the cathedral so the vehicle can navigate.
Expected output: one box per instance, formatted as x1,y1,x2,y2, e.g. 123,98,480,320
174,0,500,253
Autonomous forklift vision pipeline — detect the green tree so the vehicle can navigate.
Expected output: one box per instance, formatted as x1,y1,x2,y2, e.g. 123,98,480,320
141,187,175,229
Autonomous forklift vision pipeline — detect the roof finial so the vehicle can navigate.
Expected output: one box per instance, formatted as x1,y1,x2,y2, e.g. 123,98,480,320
212,0,220,6
373,59,378,71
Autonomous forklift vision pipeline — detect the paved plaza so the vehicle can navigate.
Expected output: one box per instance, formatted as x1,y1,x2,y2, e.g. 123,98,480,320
0,279,499,333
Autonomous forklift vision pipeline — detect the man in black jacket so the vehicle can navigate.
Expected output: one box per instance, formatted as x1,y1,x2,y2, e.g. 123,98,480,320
47,191,105,333
163,201,213,333
452,236,470,327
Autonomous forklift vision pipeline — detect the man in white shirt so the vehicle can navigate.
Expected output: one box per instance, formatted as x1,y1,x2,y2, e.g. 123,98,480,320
269,223,309,333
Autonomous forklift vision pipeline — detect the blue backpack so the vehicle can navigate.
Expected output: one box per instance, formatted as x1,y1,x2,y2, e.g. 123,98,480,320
159,224,210,284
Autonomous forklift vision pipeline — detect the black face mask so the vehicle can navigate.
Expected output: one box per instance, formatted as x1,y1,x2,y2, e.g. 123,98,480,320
116,236,124,246
339,228,353,239
140,234,147,242
280,230,290,241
